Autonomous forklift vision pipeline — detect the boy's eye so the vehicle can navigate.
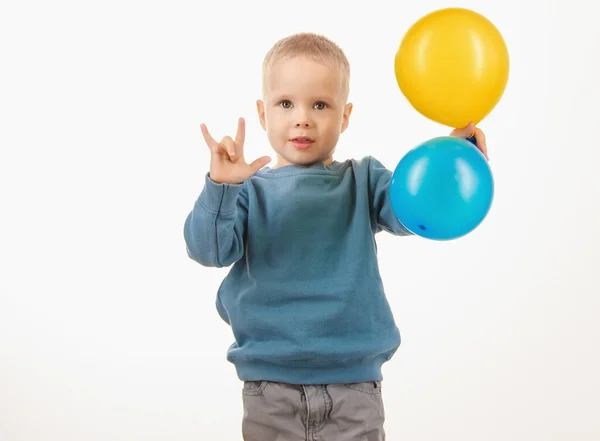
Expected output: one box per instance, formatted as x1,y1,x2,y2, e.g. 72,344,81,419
314,102,328,110
279,100,292,108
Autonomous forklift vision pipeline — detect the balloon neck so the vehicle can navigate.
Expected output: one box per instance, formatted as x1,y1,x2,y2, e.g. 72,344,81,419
466,134,477,145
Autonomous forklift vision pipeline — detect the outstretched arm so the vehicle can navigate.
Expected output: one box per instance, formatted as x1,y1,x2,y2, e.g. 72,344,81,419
367,156,413,236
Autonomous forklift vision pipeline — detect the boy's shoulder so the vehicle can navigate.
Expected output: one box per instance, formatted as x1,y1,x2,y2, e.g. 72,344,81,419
344,155,392,170
341,156,395,177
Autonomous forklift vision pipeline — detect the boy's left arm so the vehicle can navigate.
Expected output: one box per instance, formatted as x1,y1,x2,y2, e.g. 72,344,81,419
367,156,413,236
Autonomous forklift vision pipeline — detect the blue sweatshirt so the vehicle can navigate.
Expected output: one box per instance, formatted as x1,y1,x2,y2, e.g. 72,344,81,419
183,156,413,385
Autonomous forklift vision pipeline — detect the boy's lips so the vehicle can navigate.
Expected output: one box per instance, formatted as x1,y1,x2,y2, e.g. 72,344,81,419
290,136,314,149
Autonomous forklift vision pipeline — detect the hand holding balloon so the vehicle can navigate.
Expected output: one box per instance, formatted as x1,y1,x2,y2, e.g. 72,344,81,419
450,122,488,160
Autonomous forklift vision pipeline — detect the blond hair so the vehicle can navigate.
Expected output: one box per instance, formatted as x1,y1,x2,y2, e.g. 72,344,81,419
262,32,350,99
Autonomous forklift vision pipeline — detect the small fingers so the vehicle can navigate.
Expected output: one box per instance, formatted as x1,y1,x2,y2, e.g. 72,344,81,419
200,124,221,153
473,128,488,160
235,117,245,148
450,122,475,139
249,155,272,173
220,136,237,160
202,119,245,162
450,123,488,160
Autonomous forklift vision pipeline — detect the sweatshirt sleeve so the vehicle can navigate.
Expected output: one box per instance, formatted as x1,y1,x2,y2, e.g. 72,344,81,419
183,173,248,268
367,156,413,236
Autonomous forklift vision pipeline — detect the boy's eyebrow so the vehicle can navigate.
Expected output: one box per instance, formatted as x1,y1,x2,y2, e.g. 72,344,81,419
269,93,339,103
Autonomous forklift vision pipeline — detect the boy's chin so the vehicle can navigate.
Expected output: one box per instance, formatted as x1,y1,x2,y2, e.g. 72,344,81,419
275,148,334,167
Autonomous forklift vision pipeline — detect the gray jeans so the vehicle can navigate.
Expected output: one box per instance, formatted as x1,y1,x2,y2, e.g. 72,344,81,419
241,380,385,441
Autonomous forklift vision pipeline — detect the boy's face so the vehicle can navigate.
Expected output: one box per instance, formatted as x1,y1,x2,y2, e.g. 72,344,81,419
257,56,353,168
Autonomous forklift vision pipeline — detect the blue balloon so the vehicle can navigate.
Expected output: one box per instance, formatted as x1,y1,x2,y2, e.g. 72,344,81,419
389,136,494,240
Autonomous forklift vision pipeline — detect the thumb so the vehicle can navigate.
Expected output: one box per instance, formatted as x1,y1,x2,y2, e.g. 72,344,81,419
450,122,475,138
249,156,272,173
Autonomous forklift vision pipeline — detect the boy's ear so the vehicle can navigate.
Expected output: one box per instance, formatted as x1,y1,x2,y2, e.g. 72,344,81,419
256,100,266,131
341,102,353,133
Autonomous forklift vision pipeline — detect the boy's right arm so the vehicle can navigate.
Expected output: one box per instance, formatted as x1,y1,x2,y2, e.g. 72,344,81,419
183,174,248,268
184,117,270,268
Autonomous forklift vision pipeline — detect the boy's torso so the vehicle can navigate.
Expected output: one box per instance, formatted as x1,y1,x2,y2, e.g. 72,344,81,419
213,159,401,384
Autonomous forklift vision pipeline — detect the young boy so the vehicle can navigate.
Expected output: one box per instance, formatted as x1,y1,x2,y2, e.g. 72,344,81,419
184,32,488,441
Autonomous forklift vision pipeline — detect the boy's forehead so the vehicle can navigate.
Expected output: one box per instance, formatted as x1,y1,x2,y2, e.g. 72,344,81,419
265,56,345,97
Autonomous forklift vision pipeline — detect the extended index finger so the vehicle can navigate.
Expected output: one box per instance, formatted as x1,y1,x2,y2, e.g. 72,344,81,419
200,123,219,151
235,117,245,147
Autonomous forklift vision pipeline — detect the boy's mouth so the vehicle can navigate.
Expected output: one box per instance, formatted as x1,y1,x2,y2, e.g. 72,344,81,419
290,136,314,149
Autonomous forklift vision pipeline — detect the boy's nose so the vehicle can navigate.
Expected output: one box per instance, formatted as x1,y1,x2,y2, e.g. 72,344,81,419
294,109,312,127
295,120,311,128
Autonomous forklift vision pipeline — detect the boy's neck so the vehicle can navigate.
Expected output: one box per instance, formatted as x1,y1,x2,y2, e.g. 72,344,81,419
274,156,335,169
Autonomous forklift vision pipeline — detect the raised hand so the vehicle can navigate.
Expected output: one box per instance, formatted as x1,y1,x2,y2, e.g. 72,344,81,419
200,117,271,184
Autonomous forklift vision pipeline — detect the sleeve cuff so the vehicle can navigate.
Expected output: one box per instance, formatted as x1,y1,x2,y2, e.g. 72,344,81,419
198,173,244,215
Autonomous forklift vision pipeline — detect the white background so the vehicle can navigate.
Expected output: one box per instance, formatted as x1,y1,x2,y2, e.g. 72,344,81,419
1,0,599,440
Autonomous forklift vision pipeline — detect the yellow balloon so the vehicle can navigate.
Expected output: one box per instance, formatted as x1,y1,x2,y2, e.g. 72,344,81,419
394,7,509,128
